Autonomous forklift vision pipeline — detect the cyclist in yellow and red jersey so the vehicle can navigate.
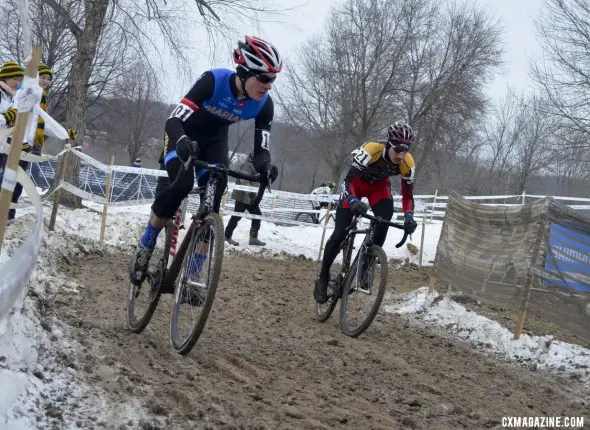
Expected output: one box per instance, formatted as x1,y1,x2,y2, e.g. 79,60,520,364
314,122,419,304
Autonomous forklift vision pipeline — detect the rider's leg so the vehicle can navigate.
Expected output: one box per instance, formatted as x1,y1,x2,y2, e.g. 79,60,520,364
369,199,394,247
367,188,394,248
248,204,265,246
225,200,246,245
196,139,229,213
314,205,354,303
358,193,394,284
131,155,194,284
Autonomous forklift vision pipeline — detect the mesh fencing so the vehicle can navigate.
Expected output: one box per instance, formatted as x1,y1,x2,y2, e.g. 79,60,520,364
433,192,590,342
28,157,323,225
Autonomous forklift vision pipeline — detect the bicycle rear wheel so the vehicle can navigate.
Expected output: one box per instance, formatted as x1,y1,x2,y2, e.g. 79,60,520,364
126,226,170,333
295,212,317,224
339,245,388,337
169,213,224,355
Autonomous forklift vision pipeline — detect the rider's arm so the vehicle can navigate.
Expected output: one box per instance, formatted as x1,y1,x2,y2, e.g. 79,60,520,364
252,96,274,165
165,71,215,144
342,165,364,202
400,155,416,213
401,179,414,213
342,142,380,202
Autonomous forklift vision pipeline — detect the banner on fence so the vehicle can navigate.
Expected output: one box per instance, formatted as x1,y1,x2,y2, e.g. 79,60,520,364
544,222,590,292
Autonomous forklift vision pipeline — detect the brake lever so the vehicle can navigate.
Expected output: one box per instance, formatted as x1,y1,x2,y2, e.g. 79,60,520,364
395,231,409,248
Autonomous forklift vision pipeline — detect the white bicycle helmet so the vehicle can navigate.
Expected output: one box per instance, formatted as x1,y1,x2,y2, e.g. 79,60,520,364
233,36,283,74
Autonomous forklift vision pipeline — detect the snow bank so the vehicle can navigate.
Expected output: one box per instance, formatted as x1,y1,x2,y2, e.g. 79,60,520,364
384,288,590,384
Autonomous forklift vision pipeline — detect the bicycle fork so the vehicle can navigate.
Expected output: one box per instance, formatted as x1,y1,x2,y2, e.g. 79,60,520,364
355,246,375,295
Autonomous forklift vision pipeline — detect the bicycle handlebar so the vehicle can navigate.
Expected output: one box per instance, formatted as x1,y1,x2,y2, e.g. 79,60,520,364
189,158,271,211
345,212,409,248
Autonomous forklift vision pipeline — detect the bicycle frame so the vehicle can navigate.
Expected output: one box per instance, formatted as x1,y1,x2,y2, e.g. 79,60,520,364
160,158,269,293
333,213,407,296
334,220,375,293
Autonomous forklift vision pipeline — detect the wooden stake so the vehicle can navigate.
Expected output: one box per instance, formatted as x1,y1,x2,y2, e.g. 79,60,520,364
429,189,438,224
0,46,41,252
220,192,227,212
428,275,436,294
419,218,426,267
99,155,115,242
317,200,333,261
270,196,277,216
48,148,70,231
513,220,544,339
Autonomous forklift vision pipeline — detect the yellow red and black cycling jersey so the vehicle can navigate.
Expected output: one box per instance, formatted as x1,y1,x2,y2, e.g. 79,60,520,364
343,140,415,213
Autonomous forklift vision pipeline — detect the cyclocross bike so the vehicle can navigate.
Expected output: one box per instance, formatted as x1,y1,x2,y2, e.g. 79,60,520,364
295,206,336,225
316,212,408,337
295,198,339,225
126,157,268,355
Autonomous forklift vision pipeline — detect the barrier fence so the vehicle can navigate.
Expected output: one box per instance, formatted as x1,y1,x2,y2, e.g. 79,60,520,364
3,142,590,343
0,42,61,322
431,192,590,343
6,147,589,259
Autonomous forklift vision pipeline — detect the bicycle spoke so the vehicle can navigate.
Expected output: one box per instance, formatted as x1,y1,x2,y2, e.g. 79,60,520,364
340,246,389,337
126,234,167,333
170,213,225,355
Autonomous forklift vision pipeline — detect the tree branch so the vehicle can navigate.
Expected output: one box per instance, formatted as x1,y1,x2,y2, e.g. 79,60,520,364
195,0,221,21
43,0,82,39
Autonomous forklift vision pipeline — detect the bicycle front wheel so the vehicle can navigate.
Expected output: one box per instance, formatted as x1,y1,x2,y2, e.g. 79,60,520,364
169,213,225,355
339,245,388,337
295,212,317,224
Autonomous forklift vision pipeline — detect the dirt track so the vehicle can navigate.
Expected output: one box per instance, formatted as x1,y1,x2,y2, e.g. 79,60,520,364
43,249,589,429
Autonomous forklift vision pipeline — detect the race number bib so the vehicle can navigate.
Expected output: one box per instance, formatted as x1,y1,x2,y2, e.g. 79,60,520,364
351,148,371,168
170,103,194,121
261,130,271,150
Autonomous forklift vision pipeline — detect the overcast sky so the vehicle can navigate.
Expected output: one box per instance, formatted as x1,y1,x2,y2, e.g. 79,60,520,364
161,0,546,106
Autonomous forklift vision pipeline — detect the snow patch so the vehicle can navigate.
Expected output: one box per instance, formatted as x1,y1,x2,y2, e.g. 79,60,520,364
384,287,590,383
0,215,148,428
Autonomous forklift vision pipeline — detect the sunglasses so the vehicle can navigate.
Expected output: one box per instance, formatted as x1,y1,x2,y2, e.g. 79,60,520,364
390,142,410,153
255,74,277,84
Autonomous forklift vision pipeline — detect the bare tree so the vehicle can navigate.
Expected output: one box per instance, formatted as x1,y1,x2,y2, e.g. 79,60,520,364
95,60,164,163
228,122,255,163
279,0,418,179
480,93,524,194
514,95,555,193
279,0,502,184
532,0,590,147
39,0,288,206
549,126,590,194
0,0,80,112
401,1,503,175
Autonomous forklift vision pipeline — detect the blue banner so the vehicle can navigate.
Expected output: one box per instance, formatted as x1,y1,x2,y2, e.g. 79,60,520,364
544,222,590,292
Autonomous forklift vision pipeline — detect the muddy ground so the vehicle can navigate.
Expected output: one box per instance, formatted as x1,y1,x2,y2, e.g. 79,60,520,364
37,249,589,429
